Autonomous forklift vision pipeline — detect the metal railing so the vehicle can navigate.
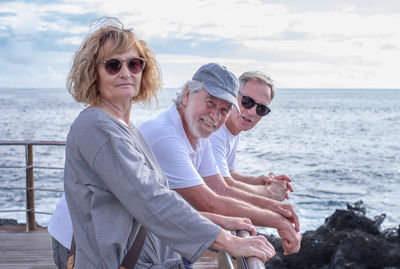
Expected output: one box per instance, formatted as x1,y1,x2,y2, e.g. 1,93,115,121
0,141,265,268
0,140,65,232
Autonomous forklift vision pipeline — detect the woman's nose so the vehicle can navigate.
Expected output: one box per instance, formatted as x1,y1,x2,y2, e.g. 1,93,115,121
119,62,132,77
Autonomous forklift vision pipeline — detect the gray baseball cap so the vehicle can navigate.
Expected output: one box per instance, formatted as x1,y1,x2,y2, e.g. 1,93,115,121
192,63,239,110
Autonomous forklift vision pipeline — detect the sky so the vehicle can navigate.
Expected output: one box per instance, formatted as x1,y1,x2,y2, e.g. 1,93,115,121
0,0,399,89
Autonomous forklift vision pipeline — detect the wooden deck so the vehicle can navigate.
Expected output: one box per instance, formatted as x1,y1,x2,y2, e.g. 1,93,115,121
0,226,55,269
0,226,221,269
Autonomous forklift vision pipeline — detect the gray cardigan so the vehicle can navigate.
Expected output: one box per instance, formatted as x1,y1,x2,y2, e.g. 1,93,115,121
64,108,220,268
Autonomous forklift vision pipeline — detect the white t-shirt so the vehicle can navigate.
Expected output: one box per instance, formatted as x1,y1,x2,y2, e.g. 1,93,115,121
47,194,72,248
209,124,239,178
138,106,220,189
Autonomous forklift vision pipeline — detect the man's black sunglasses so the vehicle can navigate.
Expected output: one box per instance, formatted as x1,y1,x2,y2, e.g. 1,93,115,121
239,92,271,116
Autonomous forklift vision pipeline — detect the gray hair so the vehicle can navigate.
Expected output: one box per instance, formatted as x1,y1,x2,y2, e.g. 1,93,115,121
238,71,275,100
173,80,204,108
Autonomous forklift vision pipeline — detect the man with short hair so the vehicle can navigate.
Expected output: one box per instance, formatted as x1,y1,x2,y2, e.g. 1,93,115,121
209,71,293,202
138,63,302,264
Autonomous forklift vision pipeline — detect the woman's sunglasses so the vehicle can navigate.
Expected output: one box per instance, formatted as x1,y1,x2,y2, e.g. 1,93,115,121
239,92,271,116
98,57,147,75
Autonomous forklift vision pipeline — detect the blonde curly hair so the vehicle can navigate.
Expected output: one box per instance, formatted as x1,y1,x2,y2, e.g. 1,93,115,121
67,17,162,105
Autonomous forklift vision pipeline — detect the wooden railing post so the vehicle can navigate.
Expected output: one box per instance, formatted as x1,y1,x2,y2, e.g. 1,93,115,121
1,140,66,232
25,143,36,231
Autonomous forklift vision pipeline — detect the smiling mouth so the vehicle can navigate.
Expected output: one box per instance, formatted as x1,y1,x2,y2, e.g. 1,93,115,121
201,118,218,128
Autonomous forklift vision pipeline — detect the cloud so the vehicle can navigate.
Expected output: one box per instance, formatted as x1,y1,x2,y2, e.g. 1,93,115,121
381,44,397,50
0,11,17,17
0,0,399,89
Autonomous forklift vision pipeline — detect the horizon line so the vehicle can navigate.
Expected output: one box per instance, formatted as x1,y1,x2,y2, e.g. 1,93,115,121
1,87,400,91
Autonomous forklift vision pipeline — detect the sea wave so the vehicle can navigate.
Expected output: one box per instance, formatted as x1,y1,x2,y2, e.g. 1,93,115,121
1,88,399,231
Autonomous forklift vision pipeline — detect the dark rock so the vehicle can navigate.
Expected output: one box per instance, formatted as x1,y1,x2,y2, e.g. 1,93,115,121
383,226,400,242
347,200,366,215
0,218,24,226
0,218,42,227
374,213,386,228
323,209,381,235
262,202,400,269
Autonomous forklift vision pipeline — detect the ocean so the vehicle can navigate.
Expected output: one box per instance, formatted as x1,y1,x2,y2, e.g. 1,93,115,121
0,87,399,233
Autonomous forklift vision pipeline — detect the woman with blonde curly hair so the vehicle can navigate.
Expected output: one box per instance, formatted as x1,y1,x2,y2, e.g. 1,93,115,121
47,17,274,269
66,18,161,106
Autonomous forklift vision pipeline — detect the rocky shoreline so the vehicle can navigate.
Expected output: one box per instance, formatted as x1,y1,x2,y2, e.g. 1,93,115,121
2,200,399,268
0,218,46,231
0,218,26,226
263,201,400,268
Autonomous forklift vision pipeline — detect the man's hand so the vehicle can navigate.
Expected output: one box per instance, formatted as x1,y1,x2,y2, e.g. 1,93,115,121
269,201,300,232
273,174,294,199
202,212,257,236
263,179,289,201
277,224,302,255
221,216,256,235
258,173,294,200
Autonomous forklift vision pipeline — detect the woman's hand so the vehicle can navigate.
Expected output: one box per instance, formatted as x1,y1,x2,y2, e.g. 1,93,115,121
212,230,276,263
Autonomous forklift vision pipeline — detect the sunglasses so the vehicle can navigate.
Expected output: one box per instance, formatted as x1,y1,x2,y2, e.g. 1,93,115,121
239,92,271,116
98,57,147,75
